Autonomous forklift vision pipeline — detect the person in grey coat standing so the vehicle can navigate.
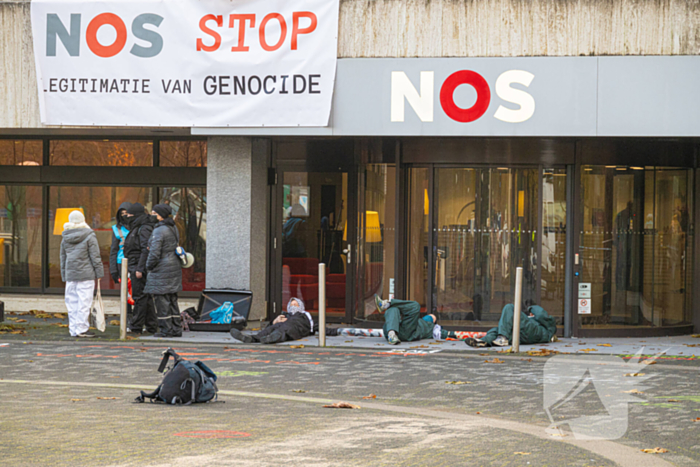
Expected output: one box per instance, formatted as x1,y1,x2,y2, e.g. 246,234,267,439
60,210,104,338
144,204,183,337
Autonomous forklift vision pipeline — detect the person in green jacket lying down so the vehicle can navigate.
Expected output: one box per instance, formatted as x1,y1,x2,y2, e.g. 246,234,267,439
465,301,558,347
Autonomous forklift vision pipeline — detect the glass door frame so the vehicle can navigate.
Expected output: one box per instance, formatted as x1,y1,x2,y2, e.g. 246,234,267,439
269,161,358,324
571,139,697,338
403,163,570,334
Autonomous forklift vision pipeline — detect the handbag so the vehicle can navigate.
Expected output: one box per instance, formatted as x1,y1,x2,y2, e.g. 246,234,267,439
91,285,106,332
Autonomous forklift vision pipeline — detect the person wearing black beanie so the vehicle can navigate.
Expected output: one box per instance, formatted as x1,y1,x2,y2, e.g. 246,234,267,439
127,202,146,216
152,203,172,219
145,202,183,337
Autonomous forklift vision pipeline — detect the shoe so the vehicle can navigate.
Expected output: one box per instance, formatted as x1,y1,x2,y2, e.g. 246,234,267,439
464,337,487,348
77,331,96,338
387,330,401,345
259,330,283,345
229,328,255,344
374,294,390,313
492,335,510,347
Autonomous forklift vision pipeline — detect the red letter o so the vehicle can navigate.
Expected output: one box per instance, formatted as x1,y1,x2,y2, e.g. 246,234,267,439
259,13,287,52
439,70,491,123
86,13,127,58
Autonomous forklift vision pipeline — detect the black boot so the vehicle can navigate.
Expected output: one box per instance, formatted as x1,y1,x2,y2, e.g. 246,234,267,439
230,328,255,343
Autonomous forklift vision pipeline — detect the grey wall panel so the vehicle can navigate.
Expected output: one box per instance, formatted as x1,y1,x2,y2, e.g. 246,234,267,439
597,56,700,137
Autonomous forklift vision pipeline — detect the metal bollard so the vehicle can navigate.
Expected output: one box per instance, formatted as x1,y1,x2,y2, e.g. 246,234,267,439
318,263,326,347
512,266,523,352
120,259,128,340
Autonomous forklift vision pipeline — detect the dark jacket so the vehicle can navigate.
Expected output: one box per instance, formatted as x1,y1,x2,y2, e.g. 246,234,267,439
60,227,104,282
123,213,156,274
144,218,182,295
264,312,312,342
109,202,131,281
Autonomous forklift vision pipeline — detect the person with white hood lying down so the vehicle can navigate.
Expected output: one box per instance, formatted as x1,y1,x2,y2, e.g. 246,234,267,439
60,210,104,338
230,297,313,344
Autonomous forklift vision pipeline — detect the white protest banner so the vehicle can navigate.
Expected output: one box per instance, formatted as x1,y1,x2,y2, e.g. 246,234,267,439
30,0,339,127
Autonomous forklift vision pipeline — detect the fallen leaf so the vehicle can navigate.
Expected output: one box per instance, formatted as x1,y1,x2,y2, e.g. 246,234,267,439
96,397,120,400
691,334,700,338
29,310,43,315
410,345,430,349
344,340,354,343
109,320,120,326
625,373,646,377
70,399,84,402
641,447,667,454
513,452,530,455
51,323,69,328
445,381,472,385
53,313,67,319
428,341,442,345
362,394,377,399
34,314,54,319
291,389,306,393
693,418,700,422
497,348,512,353
475,412,481,414
642,360,657,365
579,348,598,352
667,399,680,402
479,353,490,356
323,402,360,409
527,349,559,357
622,389,644,394
289,345,304,349
550,433,567,437
13,319,27,323
597,343,612,347
684,344,700,348
485,358,505,364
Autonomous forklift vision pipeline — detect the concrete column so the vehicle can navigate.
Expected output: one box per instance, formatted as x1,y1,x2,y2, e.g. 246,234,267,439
207,137,268,323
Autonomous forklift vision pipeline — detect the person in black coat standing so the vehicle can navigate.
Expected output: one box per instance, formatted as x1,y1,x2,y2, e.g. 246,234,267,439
123,203,158,334
144,203,183,338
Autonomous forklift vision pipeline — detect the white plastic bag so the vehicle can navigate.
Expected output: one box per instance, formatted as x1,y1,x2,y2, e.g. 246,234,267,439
91,286,106,332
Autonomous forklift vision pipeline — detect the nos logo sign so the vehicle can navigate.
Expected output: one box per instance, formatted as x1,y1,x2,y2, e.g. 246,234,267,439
391,70,535,124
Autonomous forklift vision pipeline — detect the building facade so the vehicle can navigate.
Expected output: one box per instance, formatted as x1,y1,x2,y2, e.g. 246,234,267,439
2,0,700,337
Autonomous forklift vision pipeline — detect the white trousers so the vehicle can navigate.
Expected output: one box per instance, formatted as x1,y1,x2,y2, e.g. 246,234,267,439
65,280,95,337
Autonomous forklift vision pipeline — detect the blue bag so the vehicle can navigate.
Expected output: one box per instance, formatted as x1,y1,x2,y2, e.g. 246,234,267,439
209,301,234,324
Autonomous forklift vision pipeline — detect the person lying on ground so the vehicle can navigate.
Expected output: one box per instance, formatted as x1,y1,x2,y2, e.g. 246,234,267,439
373,295,472,345
230,297,313,344
464,302,557,347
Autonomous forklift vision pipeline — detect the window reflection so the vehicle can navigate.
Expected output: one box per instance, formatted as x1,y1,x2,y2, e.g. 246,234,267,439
160,187,207,291
579,166,693,328
358,164,396,321
0,186,43,287
0,140,42,166
48,187,153,289
50,140,152,166
160,141,207,167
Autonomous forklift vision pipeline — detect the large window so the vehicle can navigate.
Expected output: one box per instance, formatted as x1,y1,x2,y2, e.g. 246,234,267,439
159,187,207,291
160,141,207,167
579,166,693,328
0,186,43,288
406,168,429,311
48,186,153,289
0,140,42,166
50,140,153,166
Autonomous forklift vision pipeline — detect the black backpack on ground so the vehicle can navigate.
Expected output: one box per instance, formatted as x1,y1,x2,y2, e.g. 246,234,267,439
135,348,219,405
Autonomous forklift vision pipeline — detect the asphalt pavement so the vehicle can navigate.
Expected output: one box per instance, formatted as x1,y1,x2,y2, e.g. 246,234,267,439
1,338,699,466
